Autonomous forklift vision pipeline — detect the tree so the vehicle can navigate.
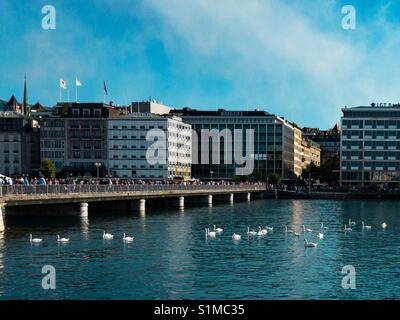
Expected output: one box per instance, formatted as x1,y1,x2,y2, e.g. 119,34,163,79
41,158,57,178
267,172,281,186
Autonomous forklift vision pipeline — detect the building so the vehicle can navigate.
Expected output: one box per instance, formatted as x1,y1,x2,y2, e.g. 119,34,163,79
303,124,341,164
170,108,300,180
0,112,40,176
108,113,191,179
131,100,172,115
301,138,321,169
0,78,40,176
40,102,117,176
340,103,400,186
294,126,303,177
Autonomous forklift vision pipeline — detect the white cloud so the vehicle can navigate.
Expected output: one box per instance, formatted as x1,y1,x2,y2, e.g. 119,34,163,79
140,0,400,127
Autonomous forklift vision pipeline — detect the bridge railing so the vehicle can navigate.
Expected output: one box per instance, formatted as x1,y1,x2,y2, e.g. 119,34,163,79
0,184,265,197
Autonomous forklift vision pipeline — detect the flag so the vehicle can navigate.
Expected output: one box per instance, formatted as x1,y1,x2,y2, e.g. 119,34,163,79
60,78,67,89
75,77,82,87
103,81,108,95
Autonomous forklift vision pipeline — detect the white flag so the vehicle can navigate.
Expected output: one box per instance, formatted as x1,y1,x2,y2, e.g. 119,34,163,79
60,78,67,89
76,77,82,87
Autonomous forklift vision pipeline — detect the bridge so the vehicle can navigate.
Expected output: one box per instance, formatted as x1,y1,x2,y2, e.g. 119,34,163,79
0,184,266,231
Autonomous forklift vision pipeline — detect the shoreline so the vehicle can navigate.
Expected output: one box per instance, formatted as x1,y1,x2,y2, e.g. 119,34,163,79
271,190,400,200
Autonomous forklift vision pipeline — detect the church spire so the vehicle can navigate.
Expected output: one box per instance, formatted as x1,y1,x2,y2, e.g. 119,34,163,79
23,74,30,116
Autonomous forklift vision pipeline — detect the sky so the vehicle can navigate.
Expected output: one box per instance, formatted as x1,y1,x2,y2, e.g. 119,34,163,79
1,0,400,128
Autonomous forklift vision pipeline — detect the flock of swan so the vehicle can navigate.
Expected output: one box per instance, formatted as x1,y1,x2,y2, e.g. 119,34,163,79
205,218,389,248
29,230,134,244
29,218,389,247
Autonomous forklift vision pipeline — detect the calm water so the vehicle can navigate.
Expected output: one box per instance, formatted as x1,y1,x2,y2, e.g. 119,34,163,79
1,199,400,300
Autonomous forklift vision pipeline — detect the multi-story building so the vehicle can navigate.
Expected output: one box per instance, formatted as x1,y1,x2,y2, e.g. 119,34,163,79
303,124,341,164
294,126,303,176
0,78,40,176
301,138,321,169
170,108,300,180
340,104,400,186
40,102,116,176
0,112,40,176
108,113,191,179
40,116,66,171
131,100,172,115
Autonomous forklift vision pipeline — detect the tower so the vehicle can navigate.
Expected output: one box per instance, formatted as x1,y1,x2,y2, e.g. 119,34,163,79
22,75,30,116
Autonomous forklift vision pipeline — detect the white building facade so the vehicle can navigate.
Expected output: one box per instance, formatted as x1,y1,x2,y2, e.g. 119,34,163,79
341,104,400,186
108,114,191,179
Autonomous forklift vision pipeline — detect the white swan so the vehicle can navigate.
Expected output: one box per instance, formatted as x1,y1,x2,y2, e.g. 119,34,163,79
317,232,324,240
362,221,371,230
30,234,43,243
293,231,301,237
205,228,216,238
57,235,69,243
123,233,134,242
382,222,388,229
349,219,356,227
304,239,318,248
258,226,268,236
303,225,312,233
103,231,114,240
265,226,273,232
321,223,328,230
344,224,352,232
232,233,242,241
214,225,223,233
247,227,257,236
285,226,294,234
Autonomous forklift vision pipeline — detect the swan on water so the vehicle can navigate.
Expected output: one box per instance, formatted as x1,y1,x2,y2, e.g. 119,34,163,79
304,239,318,248
214,225,223,233
257,226,268,236
303,225,312,233
30,234,43,243
123,233,134,242
103,231,114,240
232,233,242,241
344,224,352,232
285,226,294,234
382,222,388,229
205,228,216,238
362,222,371,230
57,235,69,243
247,227,257,236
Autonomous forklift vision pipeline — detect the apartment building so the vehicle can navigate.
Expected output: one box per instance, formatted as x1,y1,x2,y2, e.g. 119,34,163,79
108,114,191,179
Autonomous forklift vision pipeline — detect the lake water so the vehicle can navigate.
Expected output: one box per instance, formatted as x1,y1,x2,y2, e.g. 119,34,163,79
0,199,399,300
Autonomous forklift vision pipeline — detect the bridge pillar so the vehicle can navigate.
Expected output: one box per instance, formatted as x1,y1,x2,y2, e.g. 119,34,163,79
139,199,146,212
229,193,234,204
0,205,4,232
208,195,213,205
179,196,185,208
80,202,89,217
247,193,251,201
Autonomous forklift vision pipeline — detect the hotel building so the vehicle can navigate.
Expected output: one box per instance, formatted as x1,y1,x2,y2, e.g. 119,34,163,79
108,114,191,179
340,104,400,186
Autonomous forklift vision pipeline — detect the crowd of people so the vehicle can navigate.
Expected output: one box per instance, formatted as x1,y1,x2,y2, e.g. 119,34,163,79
1,175,266,187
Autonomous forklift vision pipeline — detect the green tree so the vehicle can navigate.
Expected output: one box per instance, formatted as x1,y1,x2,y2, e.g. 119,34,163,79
41,158,57,178
267,172,281,186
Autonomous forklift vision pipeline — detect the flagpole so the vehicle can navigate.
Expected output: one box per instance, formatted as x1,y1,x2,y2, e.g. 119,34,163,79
59,86,61,102
76,83,78,102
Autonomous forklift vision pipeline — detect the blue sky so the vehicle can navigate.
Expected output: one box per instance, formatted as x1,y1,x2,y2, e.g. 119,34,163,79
1,0,400,128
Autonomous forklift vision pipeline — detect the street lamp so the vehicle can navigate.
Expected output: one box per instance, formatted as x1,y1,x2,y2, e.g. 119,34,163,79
94,162,102,180
210,171,214,181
